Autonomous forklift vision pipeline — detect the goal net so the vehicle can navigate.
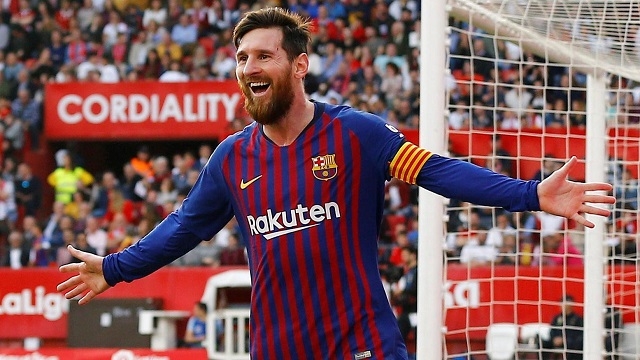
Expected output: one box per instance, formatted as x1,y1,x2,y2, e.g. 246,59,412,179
431,1,640,359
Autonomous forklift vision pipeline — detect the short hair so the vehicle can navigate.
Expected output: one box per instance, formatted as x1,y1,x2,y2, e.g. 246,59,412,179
233,7,312,62
196,302,208,312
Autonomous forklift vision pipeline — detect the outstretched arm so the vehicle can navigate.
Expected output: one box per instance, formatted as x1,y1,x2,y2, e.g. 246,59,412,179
401,143,614,219
537,156,614,228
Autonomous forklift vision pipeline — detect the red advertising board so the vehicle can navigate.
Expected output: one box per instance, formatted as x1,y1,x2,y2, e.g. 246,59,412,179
0,266,637,341
0,348,207,359
44,81,245,140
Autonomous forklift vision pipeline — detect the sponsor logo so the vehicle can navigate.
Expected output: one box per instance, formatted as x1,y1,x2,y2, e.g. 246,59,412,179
111,350,169,360
385,123,404,137
312,154,338,181
0,287,69,321
444,280,480,308
247,202,341,240
57,93,241,125
354,350,372,359
0,353,59,360
240,175,262,190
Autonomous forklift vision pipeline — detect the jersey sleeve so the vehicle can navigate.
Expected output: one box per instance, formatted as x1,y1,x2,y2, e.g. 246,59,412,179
414,153,541,212
102,142,235,286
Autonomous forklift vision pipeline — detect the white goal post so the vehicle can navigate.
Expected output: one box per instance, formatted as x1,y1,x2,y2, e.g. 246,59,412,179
419,1,640,359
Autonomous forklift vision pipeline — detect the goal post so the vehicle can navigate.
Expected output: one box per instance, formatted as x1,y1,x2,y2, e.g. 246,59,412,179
419,1,640,359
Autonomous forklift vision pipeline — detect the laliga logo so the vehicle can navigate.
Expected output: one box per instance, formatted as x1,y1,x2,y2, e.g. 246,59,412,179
0,286,69,321
111,350,169,360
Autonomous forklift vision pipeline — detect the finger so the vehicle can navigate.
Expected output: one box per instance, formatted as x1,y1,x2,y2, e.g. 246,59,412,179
79,290,97,305
555,156,577,176
57,274,82,292
59,262,81,273
65,283,88,300
580,204,611,217
580,182,614,192
583,194,616,205
572,213,594,229
66,245,91,262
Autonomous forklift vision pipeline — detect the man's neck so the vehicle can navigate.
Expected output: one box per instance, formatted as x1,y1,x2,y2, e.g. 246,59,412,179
262,100,316,147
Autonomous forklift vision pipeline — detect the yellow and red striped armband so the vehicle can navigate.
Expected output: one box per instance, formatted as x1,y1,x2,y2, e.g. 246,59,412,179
389,142,433,184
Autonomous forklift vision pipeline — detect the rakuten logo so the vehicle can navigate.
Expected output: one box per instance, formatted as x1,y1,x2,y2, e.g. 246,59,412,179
247,202,341,240
0,287,69,321
57,93,241,124
0,352,58,360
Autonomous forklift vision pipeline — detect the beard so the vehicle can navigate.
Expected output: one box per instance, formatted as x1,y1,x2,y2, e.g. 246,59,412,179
240,69,295,125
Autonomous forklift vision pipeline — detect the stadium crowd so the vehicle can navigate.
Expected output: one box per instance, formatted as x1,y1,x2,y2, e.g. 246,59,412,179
0,0,636,307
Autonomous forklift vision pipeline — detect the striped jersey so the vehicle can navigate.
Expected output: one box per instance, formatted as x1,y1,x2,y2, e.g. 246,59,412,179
215,102,411,359
103,101,541,360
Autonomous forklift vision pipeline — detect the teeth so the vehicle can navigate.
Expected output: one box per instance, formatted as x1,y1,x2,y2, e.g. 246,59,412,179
250,82,269,87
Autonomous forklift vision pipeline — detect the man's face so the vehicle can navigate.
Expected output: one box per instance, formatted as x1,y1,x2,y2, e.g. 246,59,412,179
236,28,295,125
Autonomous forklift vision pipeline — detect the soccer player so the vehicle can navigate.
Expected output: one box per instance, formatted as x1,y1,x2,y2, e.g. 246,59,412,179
57,8,615,360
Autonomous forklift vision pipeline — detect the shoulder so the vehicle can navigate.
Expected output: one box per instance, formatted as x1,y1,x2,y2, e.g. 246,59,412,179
321,102,388,130
208,122,258,164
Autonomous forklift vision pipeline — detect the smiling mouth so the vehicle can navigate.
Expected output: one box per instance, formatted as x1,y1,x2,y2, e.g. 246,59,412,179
249,81,271,95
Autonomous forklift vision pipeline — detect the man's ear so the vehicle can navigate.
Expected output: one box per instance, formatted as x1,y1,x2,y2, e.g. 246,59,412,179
293,53,309,79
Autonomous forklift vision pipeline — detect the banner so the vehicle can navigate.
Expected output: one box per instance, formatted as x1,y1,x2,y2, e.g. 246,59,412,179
44,81,245,140
0,266,637,340
0,348,207,360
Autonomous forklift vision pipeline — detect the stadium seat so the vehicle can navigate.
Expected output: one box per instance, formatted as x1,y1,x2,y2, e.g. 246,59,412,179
486,323,518,360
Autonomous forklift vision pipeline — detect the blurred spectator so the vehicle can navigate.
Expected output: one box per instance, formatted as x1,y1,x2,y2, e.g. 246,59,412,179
614,167,638,213
1,230,29,268
65,27,89,65
102,10,129,51
55,0,76,32
159,59,189,82
391,245,418,344
11,88,42,150
14,162,42,218
218,232,247,266
138,47,163,79
171,13,198,47
77,0,98,30
128,31,152,71
459,228,497,266
85,215,107,256
41,201,65,253
486,211,516,248
2,114,24,157
91,170,119,218
531,156,562,181
156,32,183,62
210,48,236,80
543,295,583,360
485,134,513,177
143,0,167,29
56,228,77,265
532,230,583,266
73,232,97,261
47,151,94,205
183,302,207,348
494,233,518,265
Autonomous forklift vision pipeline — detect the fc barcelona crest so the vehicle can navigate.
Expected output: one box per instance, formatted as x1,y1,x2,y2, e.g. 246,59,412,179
311,154,338,181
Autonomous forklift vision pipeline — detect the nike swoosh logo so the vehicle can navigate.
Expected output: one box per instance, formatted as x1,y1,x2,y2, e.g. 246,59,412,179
240,175,263,189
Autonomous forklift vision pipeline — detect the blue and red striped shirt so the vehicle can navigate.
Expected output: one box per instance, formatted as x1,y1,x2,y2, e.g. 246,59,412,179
103,101,541,359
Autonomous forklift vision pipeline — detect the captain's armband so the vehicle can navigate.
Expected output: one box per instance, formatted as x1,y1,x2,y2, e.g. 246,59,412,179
389,143,433,184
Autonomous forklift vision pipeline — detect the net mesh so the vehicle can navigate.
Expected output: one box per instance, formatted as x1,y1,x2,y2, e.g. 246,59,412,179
441,1,640,359
449,0,640,82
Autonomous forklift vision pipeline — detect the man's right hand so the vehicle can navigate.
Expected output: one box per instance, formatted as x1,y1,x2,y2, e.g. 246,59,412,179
57,245,111,304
